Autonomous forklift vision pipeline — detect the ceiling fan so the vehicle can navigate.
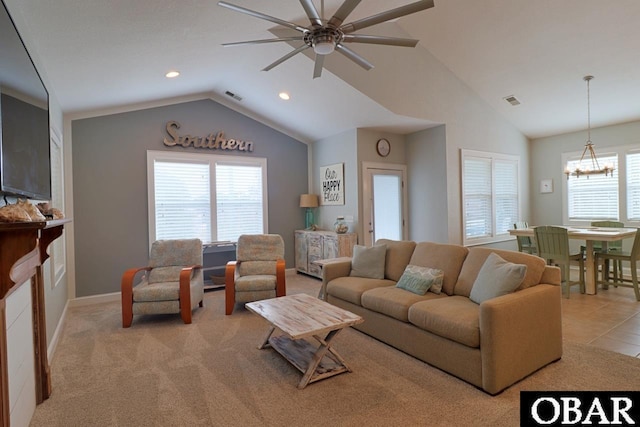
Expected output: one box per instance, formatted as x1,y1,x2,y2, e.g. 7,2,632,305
218,0,435,78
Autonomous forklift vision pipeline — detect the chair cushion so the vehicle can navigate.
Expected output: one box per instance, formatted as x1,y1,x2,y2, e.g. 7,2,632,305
350,244,387,279
408,297,480,348
238,260,277,277
375,239,417,282
362,286,446,322
469,253,527,304
237,234,284,261
326,276,395,305
235,275,277,292
134,280,181,301
454,248,545,297
408,242,469,295
236,290,276,304
149,238,202,268
148,266,183,284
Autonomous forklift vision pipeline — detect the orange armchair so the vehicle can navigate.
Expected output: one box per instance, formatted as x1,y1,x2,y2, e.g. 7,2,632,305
121,239,204,327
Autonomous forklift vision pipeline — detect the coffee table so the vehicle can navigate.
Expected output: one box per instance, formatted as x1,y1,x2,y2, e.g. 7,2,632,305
245,293,364,389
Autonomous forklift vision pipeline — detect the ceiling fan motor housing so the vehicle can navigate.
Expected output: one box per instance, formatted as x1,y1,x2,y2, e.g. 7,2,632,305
305,28,344,55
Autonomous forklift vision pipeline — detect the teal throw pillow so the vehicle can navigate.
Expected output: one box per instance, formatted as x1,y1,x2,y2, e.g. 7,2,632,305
469,252,527,304
349,244,387,279
396,265,444,295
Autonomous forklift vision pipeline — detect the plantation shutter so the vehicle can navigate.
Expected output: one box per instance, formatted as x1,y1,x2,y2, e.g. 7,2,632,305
464,157,492,239
567,154,618,220
627,151,640,220
215,163,264,241
494,159,519,235
154,160,212,242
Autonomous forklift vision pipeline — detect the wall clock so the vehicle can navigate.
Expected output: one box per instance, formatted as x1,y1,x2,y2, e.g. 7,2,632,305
376,138,390,157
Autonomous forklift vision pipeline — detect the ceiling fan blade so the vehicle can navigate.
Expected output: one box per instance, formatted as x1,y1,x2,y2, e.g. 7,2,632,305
262,45,311,72
299,0,323,27
222,37,302,47
313,54,325,79
341,0,434,34
218,1,307,33
327,0,361,28
342,34,419,47
335,44,374,70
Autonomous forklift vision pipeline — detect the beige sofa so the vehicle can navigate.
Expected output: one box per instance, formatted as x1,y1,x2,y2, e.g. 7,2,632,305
321,239,563,395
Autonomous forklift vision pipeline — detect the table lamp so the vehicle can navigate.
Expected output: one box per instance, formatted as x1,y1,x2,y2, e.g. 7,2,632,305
299,194,319,229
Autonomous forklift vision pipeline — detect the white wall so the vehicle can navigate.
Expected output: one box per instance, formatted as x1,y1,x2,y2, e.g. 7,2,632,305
530,119,640,226
323,24,531,245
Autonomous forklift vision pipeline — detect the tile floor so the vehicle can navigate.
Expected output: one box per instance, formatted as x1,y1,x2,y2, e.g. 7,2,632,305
561,285,640,358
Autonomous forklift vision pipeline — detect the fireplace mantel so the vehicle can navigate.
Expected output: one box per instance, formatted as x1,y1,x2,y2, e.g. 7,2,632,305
0,219,70,426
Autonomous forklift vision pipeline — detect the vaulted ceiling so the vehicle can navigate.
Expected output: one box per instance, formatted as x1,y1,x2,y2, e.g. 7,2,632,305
7,0,640,143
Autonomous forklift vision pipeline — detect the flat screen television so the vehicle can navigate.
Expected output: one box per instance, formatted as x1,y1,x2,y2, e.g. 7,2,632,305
0,0,51,201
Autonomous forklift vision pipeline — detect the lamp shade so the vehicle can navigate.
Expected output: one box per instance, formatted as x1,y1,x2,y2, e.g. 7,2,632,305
299,194,319,208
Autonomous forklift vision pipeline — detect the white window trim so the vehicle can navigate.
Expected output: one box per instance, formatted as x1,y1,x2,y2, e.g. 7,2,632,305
147,150,268,248
50,125,66,287
562,142,640,227
461,149,520,247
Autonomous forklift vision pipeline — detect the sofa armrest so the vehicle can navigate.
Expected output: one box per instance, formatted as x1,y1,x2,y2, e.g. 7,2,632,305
479,284,562,394
319,259,352,300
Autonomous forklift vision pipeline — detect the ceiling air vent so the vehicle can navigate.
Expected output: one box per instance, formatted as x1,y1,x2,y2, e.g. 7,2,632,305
225,90,242,101
503,95,521,106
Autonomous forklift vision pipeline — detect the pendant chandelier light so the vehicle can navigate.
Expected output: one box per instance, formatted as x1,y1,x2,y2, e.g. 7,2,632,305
565,75,615,179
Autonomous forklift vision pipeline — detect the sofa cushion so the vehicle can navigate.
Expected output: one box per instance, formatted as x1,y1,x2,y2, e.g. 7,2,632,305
376,239,417,282
409,242,469,295
326,276,395,305
469,253,527,304
454,248,546,297
408,296,480,348
396,265,444,295
362,286,446,322
350,244,387,279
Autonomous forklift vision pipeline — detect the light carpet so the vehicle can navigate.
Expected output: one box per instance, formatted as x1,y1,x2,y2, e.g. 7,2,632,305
30,272,640,426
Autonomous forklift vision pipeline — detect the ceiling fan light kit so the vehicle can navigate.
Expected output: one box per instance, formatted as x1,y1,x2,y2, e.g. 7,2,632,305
218,0,435,78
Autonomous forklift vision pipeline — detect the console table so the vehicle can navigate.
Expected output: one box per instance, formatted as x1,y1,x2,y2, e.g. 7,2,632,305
0,219,70,426
294,230,357,279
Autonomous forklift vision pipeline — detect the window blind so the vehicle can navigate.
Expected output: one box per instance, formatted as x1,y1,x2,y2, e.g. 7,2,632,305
494,159,518,235
463,157,492,239
567,154,618,220
627,152,640,220
154,160,212,242
215,163,264,241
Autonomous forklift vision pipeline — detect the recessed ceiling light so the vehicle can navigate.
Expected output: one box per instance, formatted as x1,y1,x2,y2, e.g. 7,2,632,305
279,92,290,101
165,71,180,78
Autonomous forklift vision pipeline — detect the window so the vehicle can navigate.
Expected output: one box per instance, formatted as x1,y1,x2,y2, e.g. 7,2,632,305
462,149,520,246
627,151,640,221
147,150,267,245
566,153,618,221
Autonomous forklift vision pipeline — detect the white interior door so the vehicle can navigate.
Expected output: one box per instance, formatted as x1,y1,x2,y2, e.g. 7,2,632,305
362,163,408,246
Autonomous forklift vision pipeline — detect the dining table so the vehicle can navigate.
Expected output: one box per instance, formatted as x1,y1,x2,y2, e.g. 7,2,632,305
508,226,637,295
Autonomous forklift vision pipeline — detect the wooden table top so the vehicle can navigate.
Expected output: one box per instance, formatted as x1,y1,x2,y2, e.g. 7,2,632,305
509,226,637,242
245,293,363,340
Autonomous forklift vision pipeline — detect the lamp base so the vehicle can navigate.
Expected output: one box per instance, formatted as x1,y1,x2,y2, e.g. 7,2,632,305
305,208,314,229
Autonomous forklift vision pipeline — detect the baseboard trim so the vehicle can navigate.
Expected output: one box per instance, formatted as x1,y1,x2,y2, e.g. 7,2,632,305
47,300,68,361
68,292,121,307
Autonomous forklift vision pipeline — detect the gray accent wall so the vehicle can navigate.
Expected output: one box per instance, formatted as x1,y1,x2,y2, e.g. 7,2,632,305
72,99,308,297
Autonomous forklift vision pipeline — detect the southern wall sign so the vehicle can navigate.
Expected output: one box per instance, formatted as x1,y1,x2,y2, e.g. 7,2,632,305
320,163,344,205
163,121,254,152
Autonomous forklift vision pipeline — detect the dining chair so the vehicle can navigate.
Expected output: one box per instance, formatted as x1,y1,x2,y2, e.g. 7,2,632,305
513,221,537,255
534,226,585,298
592,221,624,280
594,228,640,301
